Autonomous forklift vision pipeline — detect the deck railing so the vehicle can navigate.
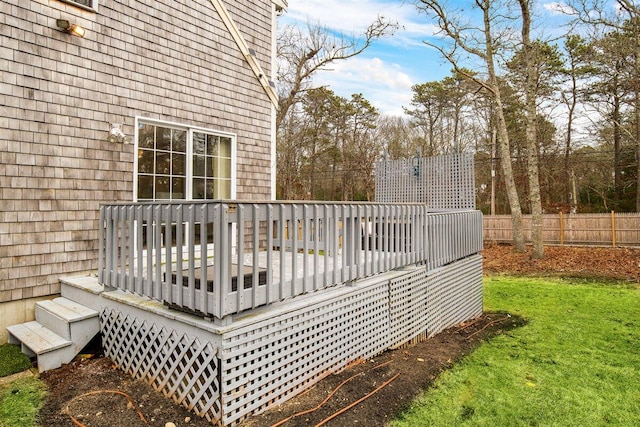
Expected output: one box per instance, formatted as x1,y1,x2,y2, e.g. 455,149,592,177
98,201,482,320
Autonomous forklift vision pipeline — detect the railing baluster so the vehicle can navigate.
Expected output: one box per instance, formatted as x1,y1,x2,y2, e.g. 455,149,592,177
322,204,330,289
291,204,298,296
163,204,172,305
236,204,245,312
198,203,210,313
144,205,153,295
98,206,105,285
212,203,223,318
127,205,135,292
108,206,117,288
313,204,320,290
118,206,126,291
220,203,232,318
266,203,274,303
302,204,309,293
251,204,260,308
278,204,286,300
188,204,196,313
135,205,144,294
175,204,183,308
153,205,162,300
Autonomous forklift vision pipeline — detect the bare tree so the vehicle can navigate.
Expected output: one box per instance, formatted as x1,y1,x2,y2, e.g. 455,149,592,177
569,0,640,211
560,35,593,210
276,18,396,129
416,0,526,252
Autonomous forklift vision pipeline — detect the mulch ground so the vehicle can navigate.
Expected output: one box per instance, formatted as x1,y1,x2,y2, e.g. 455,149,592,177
37,245,639,427
483,243,640,282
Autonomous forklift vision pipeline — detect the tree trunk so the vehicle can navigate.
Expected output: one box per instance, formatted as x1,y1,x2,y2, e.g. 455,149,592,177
519,0,544,258
565,79,577,209
635,89,640,212
484,2,525,252
494,100,526,252
613,67,622,206
635,62,640,212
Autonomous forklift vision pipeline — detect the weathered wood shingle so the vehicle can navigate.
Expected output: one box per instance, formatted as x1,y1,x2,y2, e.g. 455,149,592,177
0,0,276,302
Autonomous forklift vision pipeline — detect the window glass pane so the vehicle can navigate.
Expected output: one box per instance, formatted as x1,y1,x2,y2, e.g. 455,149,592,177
172,153,185,176
137,175,153,200
206,180,215,199
214,157,231,178
155,177,170,199
214,179,231,199
193,155,205,177
156,152,170,174
219,137,232,157
172,129,187,153
206,135,218,156
194,132,206,155
193,178,206,199
206,157,214,178
138,124,155,149
172,177,185,199
138,149,155,174
157,127,171,151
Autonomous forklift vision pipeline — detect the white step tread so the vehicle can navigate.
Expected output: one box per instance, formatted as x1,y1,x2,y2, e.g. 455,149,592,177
38,297,98,322
7,321,71,355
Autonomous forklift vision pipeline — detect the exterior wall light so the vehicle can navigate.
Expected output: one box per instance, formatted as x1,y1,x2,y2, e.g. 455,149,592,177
107,124,132,144
56,19,86,37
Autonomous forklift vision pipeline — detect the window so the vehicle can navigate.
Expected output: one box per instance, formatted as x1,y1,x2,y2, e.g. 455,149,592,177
135,119,235,202
59,0,98,12
193,132,233,199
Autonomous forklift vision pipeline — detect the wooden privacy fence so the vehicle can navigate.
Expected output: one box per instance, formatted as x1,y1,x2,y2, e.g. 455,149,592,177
484,212,640,247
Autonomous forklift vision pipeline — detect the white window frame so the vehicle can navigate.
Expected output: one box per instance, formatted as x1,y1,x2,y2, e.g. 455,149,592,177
58,0,98,12
133,117,237,202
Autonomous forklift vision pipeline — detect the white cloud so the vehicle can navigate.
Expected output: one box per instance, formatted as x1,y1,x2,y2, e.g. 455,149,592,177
279,0,445,116
542,2,576,16
284,0,436,42
313,56,414,115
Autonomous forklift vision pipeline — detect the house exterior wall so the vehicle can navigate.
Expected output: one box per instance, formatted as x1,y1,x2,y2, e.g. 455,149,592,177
0,0,276,305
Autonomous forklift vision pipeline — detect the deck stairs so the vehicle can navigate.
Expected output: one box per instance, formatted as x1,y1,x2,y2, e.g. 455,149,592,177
7,278,102,373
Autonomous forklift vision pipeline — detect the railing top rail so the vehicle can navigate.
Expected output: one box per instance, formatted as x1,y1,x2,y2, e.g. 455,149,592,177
100,200,433,208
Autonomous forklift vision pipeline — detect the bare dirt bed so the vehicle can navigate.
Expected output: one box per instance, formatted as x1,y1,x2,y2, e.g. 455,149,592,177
38,245,639,427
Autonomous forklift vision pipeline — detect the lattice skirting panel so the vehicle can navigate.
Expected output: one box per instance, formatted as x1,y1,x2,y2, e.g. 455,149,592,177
218,283,391,426
388,267,431,348
388,254,483,347
425,254,483,337
100,308,222,423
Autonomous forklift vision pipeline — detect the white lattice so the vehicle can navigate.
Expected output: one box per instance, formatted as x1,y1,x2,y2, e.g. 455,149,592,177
425,255,483,337
388,267,430,348
100,309,221,423
218,283,390,425
374,153,476,209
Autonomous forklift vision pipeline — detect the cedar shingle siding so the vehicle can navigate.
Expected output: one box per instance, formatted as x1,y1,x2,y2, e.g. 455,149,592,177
0,0,275,303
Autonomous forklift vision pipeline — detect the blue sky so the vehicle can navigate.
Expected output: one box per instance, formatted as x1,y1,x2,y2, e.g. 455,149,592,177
279,1,577,116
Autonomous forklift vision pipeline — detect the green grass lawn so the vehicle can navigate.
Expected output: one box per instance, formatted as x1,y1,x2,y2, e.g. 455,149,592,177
392,276,640,427
0,376,46,427
0,345,31,378
0,344,43,427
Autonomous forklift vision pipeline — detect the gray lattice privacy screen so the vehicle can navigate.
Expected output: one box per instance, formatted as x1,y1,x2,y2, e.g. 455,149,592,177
375,153,475,209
